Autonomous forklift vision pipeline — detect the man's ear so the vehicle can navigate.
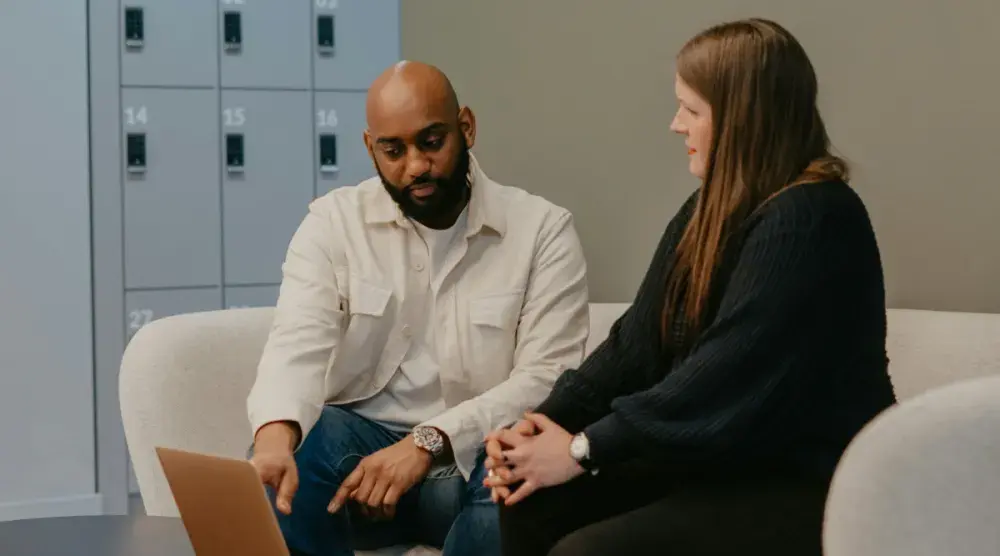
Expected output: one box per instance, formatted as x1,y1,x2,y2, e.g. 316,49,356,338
457,106,476,149
363,129,377,168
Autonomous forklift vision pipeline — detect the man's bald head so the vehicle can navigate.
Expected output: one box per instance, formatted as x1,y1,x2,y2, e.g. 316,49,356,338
363,61,477,229
366,61,460,125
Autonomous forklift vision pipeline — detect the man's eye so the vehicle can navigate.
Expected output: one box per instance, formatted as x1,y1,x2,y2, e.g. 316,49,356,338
423,137,443,149
383,147,401,157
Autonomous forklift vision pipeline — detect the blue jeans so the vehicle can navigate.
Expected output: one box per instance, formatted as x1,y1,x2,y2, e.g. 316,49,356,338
261,406,498,556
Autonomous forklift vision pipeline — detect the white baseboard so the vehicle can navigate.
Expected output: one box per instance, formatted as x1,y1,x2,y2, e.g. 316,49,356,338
0,494,104,522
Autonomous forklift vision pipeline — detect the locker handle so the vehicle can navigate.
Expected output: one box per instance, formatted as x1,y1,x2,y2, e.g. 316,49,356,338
317,15,335,56
319,134,338,174
126,132,146,174
223,11,242,52
226,133,245,174
124,7,144,49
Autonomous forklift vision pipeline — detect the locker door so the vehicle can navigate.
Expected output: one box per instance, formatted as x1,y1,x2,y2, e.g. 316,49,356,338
225,285,280,309
314,92,372,196
313,0,400,91
219,0,311,89
122,89,221,289
222,91,313,285
125,288,223,341
121,0,217,87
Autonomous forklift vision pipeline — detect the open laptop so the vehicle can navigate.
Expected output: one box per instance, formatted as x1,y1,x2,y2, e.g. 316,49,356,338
156,446,290,556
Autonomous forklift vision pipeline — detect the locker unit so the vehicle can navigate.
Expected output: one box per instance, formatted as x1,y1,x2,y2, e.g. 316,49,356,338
314,92,372,196
225,285,281,309
122,88,222,289
313,0,401,90
219,0,312,89
125,288,224,340
221,90,313,285
90,0,400,511
121,0,218,87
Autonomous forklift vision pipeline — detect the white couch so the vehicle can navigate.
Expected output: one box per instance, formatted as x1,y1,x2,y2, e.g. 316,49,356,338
120,304,1000,555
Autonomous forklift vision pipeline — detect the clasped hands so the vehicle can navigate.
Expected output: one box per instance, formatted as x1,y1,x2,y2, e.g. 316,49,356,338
482,412,585,506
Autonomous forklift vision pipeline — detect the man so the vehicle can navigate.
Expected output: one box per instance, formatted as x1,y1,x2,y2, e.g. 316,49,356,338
246,61,590,556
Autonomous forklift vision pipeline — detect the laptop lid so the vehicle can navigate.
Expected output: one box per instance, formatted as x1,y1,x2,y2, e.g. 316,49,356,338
156,446,290,556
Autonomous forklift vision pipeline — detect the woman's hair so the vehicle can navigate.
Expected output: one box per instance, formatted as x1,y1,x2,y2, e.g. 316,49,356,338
663,17,848,347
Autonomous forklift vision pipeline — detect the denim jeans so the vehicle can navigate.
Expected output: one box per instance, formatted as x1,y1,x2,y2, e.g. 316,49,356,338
258,405,498,556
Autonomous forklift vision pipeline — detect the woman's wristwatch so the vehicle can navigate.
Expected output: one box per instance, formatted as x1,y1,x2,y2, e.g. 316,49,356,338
570,432,598,474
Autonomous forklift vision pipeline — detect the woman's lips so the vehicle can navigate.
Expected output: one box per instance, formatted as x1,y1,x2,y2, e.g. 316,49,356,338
688,148,697,155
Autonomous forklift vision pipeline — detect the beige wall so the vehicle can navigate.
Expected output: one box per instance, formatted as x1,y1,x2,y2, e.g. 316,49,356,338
402,1,1000,312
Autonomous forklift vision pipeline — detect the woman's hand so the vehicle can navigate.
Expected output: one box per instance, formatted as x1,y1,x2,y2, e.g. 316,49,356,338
484,419,537,502
486,412,585,505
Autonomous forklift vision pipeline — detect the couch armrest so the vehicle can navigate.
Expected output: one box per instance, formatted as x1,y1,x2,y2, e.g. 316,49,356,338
823,375,1000,556
119,307,274,517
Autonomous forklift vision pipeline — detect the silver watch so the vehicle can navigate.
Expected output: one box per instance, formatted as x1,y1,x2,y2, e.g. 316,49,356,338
413,426,445,457
569,432,591,464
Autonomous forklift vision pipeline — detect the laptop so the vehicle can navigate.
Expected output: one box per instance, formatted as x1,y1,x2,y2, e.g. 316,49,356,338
156,446,290,556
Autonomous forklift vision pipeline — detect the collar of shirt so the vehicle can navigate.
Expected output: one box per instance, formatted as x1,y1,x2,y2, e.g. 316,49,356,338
361,154,507,240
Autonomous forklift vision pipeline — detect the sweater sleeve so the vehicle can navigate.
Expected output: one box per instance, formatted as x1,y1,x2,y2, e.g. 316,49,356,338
533,191,699,433
583,208,838,468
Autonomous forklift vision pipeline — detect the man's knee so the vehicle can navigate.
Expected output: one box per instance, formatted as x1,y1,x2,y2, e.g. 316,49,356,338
294,406,368,478
444,504,500,556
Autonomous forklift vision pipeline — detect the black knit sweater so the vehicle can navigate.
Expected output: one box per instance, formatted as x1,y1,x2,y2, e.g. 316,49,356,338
536,180,897,480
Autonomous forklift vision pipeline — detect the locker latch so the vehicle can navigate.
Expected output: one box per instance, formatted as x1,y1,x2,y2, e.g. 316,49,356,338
124,7,144,50
226,133,245,173
319,134,338,174
317,15,335,56
126,133,146,174
223,11,242,52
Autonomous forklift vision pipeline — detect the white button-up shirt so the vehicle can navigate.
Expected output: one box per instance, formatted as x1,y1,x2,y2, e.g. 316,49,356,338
247,156,590,478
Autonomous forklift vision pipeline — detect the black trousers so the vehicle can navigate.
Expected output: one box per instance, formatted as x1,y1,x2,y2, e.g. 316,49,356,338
498,460,830,556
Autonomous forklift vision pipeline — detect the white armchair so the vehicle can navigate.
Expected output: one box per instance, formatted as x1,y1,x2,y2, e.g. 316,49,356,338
120,303,629,555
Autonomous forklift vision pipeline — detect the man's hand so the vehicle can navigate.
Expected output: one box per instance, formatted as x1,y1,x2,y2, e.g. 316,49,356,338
250,421,301,515
328,435,433,520
483,418,537,502
485,413,584,505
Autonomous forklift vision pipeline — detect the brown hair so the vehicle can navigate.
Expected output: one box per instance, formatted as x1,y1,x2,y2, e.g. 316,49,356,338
663,18,848,347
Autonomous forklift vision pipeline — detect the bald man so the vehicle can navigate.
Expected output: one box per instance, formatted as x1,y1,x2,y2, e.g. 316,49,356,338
246,62,590,555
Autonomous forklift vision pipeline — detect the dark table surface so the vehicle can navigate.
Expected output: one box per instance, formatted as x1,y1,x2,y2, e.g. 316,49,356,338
0,515,194,556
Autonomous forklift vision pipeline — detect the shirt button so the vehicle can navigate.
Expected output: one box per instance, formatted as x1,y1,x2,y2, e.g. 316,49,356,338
402,324,412,338
414,261,425,272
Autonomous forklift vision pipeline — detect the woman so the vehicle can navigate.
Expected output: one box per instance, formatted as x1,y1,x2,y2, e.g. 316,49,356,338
483,17,896,556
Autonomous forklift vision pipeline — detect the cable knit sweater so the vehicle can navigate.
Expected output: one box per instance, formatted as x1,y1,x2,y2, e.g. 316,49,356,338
535,180,897,480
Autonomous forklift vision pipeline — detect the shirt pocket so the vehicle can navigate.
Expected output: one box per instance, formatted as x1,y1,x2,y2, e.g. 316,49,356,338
467,290,524,388
335,275,394,385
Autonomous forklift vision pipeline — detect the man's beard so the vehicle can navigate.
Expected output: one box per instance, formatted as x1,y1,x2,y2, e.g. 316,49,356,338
376,139,471,224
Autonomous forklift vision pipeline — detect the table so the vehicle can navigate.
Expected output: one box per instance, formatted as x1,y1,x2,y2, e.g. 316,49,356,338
0,515,194,556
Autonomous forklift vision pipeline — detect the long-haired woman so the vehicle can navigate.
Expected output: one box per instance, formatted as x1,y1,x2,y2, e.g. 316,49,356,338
485,17,897,556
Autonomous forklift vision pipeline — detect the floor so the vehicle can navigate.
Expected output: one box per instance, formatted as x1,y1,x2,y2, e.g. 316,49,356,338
128,493,145,515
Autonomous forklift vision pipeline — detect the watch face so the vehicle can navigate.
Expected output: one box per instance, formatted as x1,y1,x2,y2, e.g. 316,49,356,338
570,434,588,460
414,426,444,455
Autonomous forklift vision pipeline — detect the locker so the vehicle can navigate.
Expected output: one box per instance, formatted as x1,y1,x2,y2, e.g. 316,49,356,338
122,88,221,289
225,285,280,309
221,91,313,285
314,92,373,196
121,0,218,87
313,0,400,91
219,0,312,89
124,288,223,340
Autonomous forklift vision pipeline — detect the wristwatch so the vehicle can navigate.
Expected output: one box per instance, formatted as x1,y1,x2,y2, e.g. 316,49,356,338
569,432,597,473
413,426,445,457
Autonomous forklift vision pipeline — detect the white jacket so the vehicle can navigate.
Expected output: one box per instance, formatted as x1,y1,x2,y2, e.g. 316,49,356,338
247,156,590,477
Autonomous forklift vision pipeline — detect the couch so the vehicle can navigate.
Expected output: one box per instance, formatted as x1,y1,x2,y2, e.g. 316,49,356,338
120,304,1000,555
